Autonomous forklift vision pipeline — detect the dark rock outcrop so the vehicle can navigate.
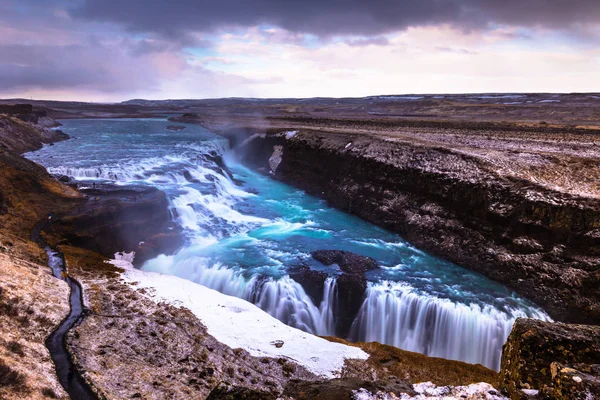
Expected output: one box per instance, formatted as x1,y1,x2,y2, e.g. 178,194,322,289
134,231,184,266
168,113,203,125
0,104,33,115
51,186,181,259
289,265,328,306
499,318,600,399
311,250,380,337
0,115,69,154
312,250,379,275
244,130,600,324
237,133,288,172
284,376,414,400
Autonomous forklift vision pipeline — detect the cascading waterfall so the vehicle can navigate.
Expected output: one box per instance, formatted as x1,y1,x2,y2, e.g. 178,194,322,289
145,254,336,336
27,118,552,372
350,281,550,370
253,277,336,335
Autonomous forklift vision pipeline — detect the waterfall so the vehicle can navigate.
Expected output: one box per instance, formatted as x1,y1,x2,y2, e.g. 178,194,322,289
349,281,550,370
144,254,336,336
253,277,336,336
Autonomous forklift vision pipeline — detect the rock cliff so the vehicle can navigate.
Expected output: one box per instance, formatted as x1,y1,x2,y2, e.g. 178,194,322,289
499,318,600,399
236,128,600,324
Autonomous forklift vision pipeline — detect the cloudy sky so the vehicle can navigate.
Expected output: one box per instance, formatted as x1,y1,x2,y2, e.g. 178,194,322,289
1,0,599,101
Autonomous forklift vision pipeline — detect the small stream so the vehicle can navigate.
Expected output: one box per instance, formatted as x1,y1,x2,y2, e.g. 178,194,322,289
32,222,96,399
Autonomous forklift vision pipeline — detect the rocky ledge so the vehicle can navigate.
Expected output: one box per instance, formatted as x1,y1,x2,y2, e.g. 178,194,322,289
499,318,600,399
232,125,600,324
49,183,183,265
0,114,67,154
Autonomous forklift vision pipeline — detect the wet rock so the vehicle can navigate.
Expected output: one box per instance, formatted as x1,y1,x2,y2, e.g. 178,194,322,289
289,265,327,305
311,250,380,337
134,231,184,267
54,174,71,183
168,113,203,125
335,273,368,338
269,145,283,173
183,170,201,183
166,125,186,131
499,318,600,398
199,151,235,181
311,250,378,275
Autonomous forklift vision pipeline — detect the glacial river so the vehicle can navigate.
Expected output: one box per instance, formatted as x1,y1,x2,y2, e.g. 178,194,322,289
26,118,549,370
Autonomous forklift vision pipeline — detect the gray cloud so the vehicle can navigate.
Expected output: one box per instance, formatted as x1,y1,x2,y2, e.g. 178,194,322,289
345,37,390,47
0,43,161,92
70,0,600,39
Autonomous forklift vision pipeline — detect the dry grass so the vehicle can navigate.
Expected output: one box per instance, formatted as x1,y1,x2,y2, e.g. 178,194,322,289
325,337,498,387
0,360,27,389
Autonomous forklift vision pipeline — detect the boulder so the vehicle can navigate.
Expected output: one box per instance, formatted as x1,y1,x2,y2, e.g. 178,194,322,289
311,250,379,275
499,318,600,399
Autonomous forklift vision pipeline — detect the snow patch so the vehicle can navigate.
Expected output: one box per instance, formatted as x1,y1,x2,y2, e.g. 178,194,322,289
521,389,539,396
353,382,506,399
378,96,424,100
538,99,560,103
106,251,136,270
116,256,368,378
284,130,298,139
473,95,525,99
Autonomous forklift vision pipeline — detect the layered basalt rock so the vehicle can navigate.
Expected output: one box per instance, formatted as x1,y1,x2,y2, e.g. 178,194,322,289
50,185,182,260
499,318,600,399
239,129,600,324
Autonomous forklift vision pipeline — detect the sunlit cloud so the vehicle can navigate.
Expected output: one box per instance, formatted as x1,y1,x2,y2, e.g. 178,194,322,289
0,0,599,101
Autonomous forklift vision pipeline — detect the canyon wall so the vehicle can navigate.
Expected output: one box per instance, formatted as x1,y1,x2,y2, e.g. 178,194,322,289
237,129,600,324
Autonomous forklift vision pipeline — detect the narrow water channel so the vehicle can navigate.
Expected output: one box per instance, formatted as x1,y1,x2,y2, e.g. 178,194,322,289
32,221,96,399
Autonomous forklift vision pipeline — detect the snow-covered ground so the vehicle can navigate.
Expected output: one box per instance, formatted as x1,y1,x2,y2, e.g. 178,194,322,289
353,382,506,399
109,253,368,379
